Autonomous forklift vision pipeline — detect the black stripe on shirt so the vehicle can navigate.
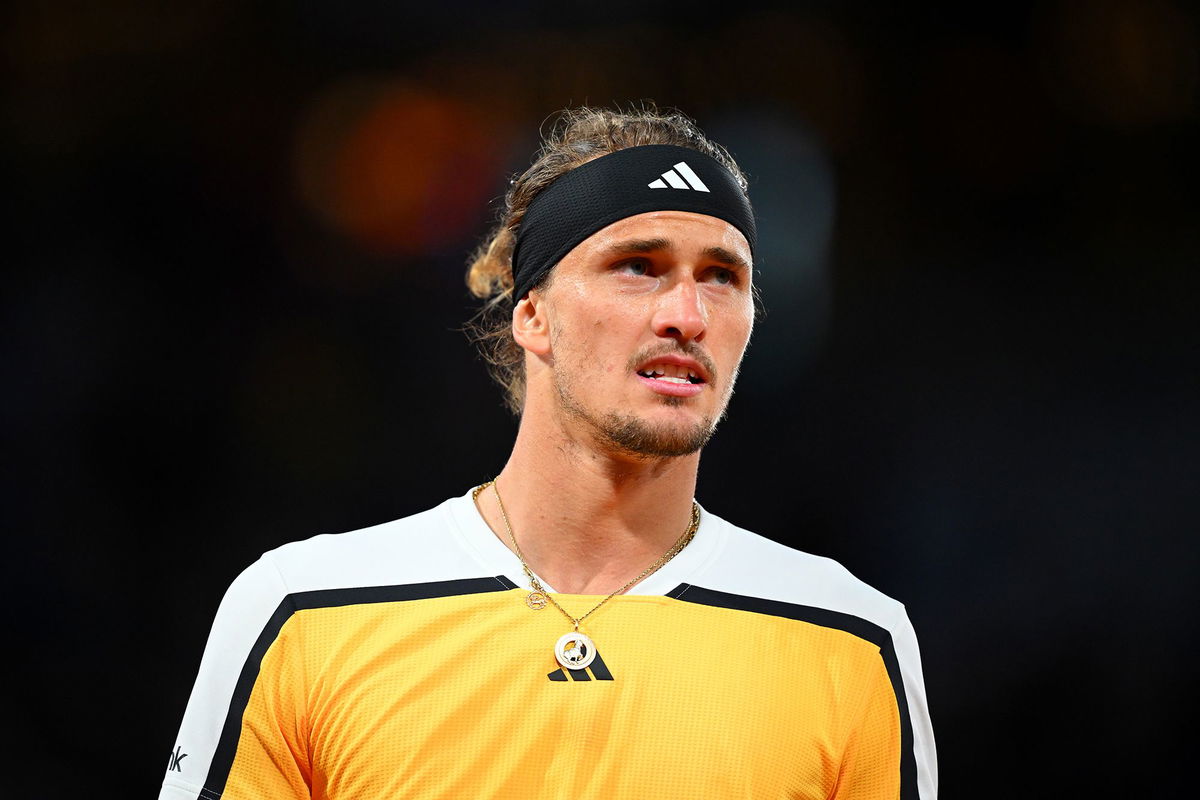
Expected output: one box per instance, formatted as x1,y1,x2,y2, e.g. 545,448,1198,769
202,575,518,798
665,583,918,800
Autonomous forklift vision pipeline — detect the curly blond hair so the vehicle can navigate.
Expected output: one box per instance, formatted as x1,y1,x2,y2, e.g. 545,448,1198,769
464,105,749,415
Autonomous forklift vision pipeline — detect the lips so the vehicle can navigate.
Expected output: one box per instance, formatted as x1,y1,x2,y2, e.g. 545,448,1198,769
635,363,704,385
633,355,709,398
633,355,709,385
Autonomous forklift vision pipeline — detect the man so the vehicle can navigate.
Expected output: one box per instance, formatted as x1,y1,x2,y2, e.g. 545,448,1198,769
161,106,937,799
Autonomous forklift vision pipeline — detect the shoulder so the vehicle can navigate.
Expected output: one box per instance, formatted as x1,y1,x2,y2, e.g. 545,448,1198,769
690,511,908,635
233,494,486,599
690,513,939,798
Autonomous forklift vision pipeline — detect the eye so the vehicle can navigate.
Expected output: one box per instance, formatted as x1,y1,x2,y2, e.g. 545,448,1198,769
616,258,651,276
707,267,736,285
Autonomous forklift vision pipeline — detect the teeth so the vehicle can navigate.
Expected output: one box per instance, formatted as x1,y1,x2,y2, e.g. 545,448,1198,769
639,363,703,383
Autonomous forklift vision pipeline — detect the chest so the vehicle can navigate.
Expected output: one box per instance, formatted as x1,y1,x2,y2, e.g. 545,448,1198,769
292,592,875,799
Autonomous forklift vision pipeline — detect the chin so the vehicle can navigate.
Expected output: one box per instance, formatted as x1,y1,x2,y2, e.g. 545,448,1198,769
596,411,717,458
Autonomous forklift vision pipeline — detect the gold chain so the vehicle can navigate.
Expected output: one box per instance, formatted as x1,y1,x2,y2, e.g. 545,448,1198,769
473,480,700,631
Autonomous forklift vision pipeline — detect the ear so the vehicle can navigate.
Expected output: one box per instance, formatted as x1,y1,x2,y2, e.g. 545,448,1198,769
512,290,552,356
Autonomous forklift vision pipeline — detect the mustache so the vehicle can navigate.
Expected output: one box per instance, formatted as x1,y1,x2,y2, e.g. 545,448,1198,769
626,342,718,384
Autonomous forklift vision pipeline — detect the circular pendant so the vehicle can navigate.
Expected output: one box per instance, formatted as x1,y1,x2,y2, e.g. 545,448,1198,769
526,591,548,610
554,632,597,670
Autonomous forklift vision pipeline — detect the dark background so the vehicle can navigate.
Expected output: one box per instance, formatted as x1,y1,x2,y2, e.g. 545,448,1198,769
6,1,1198,796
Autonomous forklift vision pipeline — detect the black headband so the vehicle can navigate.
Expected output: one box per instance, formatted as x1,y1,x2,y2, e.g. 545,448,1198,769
511,145,756,300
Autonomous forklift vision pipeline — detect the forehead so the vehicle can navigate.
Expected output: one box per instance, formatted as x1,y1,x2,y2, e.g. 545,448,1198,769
569,210,753,264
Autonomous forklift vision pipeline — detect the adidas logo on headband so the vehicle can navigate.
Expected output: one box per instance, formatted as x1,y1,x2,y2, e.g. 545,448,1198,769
647,161,710,192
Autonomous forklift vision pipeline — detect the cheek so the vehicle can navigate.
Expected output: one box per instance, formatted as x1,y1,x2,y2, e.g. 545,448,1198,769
722,310,755,360
555,316,603,368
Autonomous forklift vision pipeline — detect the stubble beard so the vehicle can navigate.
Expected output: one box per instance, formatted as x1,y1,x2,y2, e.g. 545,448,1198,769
553,364,736,460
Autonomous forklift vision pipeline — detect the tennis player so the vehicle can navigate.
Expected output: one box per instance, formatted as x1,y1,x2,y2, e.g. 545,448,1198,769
160,106,937,800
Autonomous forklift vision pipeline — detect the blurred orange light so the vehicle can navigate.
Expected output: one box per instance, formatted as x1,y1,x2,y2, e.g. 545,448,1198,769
295,81,501,258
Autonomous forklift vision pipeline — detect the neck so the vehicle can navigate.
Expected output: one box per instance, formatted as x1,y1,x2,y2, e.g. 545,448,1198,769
476,406,701,595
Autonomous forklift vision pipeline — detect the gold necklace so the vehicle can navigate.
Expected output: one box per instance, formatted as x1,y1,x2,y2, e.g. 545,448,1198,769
473,479,700,670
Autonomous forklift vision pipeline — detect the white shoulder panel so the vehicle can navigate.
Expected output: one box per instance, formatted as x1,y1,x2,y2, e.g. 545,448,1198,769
266,496,493,593
696,516,907,629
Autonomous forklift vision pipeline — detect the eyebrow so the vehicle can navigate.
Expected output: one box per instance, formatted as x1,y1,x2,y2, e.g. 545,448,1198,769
603,238,751,271
701,245,751,272
604,237,672,256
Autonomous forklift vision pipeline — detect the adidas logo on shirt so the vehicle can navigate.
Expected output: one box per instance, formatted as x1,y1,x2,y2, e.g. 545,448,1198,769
648,161,710,192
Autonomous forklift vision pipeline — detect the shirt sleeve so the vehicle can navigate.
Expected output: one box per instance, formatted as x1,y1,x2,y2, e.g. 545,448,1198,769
893,608,937,799
159,554,311,800
834,608,938,800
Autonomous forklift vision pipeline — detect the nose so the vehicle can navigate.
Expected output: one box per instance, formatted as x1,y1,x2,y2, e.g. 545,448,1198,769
651,278,706,344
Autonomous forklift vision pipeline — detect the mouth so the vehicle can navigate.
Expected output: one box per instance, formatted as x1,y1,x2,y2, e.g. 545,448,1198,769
635,365,705,385
633,357,708,398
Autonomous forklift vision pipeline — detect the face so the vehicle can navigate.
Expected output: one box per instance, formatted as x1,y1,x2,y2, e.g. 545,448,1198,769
518,210,755,459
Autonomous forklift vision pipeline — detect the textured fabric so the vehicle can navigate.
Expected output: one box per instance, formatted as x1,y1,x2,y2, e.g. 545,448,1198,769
511,145,757,299
161,491,936,800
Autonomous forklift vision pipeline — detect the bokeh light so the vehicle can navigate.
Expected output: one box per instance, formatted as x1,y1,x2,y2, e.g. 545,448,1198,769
1043,0,1198,127
293,81,505,258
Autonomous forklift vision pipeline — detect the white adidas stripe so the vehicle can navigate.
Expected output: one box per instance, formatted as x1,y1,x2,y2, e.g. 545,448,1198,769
662,170,690,189
673,162,709,191
647,161,711,192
